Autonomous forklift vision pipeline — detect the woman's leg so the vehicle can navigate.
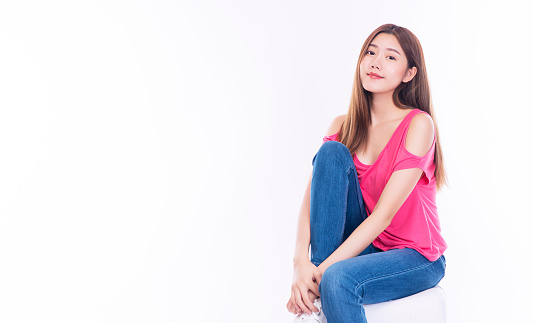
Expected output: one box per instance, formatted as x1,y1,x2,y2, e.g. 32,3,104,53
308,140,446,322
309,140,376,267
319,248,447,323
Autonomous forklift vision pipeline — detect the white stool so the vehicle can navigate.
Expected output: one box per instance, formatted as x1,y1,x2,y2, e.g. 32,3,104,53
363,285,447,323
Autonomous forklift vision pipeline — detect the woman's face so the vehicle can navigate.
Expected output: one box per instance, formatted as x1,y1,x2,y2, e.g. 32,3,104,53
359,33,416,95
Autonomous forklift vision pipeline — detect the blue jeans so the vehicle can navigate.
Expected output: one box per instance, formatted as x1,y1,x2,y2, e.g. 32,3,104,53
310,141,446,323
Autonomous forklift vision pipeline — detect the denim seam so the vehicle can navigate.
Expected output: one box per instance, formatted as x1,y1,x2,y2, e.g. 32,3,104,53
339,157,354,247
353,257,439,294
341,170,348,246
345,167,355,242
335,142,353,249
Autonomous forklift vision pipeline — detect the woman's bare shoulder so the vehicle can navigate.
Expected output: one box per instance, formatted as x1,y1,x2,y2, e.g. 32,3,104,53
325,114,347,136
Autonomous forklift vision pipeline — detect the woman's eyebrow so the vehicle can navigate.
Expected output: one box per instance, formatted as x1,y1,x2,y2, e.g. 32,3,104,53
368,43,401,56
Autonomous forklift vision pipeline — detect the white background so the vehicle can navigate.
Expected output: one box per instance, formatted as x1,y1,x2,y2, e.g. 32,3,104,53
1,1,531,322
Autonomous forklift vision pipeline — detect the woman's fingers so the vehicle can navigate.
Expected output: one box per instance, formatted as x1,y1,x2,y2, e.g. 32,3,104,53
290,287,301,314
294,287,310,315
286,298,296,314
309,279,320,297
289,260,325,315
295,284,318,315
289,299,300,315
300,285,319,314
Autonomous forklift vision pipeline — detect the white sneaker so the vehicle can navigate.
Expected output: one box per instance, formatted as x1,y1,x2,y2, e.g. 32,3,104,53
292,297,327,323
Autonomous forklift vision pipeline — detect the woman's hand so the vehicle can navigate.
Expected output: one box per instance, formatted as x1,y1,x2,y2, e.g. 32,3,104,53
286,258,323,315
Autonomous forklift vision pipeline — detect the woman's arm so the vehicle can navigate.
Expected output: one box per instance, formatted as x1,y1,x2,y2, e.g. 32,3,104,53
292,171,313,264
316,113,435,279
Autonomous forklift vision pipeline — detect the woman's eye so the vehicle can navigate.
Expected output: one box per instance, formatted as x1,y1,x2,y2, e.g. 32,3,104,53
366,51,395,61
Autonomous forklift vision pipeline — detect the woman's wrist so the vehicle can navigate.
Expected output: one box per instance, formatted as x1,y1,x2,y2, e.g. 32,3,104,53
293,255,309,266
317,261,329,275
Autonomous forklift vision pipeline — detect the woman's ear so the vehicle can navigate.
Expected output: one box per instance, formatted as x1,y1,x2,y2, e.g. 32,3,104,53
403,66,417,83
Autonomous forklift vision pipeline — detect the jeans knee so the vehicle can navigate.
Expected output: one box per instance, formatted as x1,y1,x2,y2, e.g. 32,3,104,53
319,263,349,298
319,140,348,155
312,141,352,167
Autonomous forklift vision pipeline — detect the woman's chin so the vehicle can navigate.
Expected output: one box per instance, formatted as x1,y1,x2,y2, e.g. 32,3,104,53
362,85,396,95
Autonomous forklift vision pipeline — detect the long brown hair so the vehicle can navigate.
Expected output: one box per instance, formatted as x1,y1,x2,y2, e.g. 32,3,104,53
337,23,448,191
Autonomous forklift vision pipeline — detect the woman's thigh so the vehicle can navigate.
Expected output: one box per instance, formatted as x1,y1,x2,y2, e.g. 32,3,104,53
320,248,446,305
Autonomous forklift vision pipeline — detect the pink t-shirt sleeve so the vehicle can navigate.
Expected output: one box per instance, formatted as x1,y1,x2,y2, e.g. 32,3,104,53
322,132,339,144
392,124,436,186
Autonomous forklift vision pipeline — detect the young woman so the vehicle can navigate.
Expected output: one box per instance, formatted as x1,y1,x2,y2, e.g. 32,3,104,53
287,24,448,323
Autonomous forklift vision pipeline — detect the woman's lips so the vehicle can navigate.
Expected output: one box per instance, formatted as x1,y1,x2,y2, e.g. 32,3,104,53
368,73,383,79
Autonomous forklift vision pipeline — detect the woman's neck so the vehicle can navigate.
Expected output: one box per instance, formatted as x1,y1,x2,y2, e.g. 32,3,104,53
369,93,408,125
